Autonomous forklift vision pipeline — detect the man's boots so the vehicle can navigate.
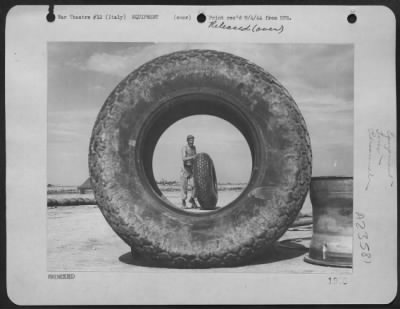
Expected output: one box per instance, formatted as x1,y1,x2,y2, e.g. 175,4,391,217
189,197,199,209
182,199,187,209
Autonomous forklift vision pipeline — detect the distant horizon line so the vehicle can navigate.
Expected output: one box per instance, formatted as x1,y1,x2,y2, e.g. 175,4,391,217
48,181,249,187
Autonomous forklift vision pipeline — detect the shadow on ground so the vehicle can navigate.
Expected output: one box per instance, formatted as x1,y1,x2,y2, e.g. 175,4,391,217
119,238,309,269
277,236,311,250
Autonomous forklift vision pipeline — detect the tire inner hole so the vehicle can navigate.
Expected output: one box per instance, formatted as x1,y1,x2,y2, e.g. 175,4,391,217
152,115,252,212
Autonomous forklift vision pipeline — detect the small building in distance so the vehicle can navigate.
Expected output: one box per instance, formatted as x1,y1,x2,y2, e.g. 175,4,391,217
78,178,93,194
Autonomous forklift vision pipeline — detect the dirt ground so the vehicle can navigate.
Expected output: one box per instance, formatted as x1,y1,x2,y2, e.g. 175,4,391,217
47,191,350,274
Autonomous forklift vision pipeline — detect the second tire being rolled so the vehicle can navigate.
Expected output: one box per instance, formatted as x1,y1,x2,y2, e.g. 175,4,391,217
193,153,218,210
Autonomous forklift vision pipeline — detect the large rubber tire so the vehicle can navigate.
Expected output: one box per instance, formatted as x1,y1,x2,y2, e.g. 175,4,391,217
89,49,312,268
193,153,218,210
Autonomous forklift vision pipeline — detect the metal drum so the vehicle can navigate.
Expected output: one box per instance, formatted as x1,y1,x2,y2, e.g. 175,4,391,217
304,177,353,268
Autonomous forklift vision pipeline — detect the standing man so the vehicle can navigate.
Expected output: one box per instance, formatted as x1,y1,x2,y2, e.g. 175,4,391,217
181,135,199,209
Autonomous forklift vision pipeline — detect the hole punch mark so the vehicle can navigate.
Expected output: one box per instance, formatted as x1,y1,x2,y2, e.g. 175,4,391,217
197,13,206,23
347,13,357,24
47,4,55,22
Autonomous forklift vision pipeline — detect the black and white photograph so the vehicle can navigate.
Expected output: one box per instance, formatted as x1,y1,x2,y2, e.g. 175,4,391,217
6,5,396,305
47,42,354,272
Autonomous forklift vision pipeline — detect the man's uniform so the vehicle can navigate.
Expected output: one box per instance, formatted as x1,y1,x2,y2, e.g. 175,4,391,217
180,143,197,201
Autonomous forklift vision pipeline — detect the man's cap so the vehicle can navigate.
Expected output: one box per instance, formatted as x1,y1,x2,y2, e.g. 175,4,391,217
187,134,195,140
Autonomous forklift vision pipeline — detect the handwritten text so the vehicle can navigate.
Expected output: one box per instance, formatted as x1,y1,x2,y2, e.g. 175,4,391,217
208,21,284,34
365,128,395,190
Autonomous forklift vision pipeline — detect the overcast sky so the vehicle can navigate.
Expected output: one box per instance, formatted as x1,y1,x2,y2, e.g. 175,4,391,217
48,43,353,185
